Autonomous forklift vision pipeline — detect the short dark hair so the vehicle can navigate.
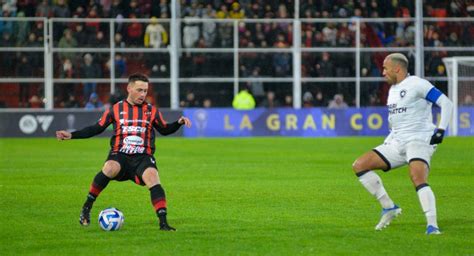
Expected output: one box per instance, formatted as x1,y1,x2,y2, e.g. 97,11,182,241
128,73,149,84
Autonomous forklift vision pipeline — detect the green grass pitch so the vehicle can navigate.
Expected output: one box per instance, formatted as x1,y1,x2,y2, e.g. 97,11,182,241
0,137,473,255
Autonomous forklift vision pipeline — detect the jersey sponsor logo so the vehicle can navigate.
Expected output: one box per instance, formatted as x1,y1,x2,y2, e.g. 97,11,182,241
121,126,147,133
123,135,144,145
119,119,150,125
389,107,407,114
400,89,407,98
388,103,407,115
119,144,145,154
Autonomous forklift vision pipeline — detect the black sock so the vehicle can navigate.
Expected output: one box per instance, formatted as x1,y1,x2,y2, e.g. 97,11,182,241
83,171,111,209
83,194,96,209
150,184,168,224
158,210,168,226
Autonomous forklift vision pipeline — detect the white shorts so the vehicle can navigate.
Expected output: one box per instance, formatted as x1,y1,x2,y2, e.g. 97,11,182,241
373,138,437,171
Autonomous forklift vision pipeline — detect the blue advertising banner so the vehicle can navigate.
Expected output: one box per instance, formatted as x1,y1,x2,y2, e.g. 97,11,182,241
458,107,474,136
183,107,474,137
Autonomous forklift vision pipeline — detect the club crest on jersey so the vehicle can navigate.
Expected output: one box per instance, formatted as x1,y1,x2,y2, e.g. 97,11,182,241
400,89,407,98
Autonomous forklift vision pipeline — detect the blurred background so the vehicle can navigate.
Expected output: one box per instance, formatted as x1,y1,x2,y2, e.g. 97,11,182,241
0,0,472,111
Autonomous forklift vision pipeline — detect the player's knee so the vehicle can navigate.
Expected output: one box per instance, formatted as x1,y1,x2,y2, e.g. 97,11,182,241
102,161,120,178
142,168,160,187
410,174,425,183
409,164,428,186
352,159,364,173
102,168,119,178
409,172,426,186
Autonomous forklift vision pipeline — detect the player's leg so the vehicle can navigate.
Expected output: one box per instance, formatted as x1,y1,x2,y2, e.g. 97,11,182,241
84,160,121,207
141,166,176,231
407,143,441,234
353,146,404,230
352,150,396,209
79,159,121,226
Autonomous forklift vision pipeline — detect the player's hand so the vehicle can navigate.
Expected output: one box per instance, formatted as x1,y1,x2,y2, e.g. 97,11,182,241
56,130,72,141
178,116,192,128
430,129,445,145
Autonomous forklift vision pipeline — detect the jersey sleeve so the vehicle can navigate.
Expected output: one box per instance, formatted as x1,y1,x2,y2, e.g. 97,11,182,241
152,109,168,129
415,78,453,130
435,94,454,130
417,79,443,104
97,107,114,128
71,107,113,139
152,109,183,135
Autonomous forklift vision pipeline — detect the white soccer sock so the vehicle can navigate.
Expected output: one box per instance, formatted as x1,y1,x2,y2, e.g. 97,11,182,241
417,186,438,227
358,171,395,209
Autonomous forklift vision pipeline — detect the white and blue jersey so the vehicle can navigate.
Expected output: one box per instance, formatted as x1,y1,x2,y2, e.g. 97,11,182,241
386,75,443,143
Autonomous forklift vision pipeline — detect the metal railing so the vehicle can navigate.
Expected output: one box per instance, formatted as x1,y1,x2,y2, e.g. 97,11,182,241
0,16,473,109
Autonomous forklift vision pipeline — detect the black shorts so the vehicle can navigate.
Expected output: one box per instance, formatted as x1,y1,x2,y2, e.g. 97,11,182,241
106,152,158,186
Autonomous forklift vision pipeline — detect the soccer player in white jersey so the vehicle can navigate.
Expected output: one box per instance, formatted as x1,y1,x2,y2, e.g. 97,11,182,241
352,53,453,235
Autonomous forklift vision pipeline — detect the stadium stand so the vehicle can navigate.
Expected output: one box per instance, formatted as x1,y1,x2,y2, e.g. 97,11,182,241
0,0,473,108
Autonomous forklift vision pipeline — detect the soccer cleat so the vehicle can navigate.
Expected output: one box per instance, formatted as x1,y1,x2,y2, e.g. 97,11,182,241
375,205,402,230
79,206,91,226
159,223,176,231
426,225,441,235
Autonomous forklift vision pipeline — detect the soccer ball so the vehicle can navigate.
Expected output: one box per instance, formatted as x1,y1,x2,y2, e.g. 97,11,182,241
98,207,124,231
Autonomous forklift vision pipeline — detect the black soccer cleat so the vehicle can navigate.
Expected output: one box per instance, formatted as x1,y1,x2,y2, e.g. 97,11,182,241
79,206,91,226
159,223,176,231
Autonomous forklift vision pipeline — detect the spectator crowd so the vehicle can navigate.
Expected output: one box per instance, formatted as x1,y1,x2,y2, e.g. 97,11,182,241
0,0,473,108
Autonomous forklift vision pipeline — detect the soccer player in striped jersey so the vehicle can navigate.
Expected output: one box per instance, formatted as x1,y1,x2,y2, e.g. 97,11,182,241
56,73,192,231
352,53,453,235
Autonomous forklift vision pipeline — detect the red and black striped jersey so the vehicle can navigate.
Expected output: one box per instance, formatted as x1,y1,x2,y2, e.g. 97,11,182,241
71,100,182,155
